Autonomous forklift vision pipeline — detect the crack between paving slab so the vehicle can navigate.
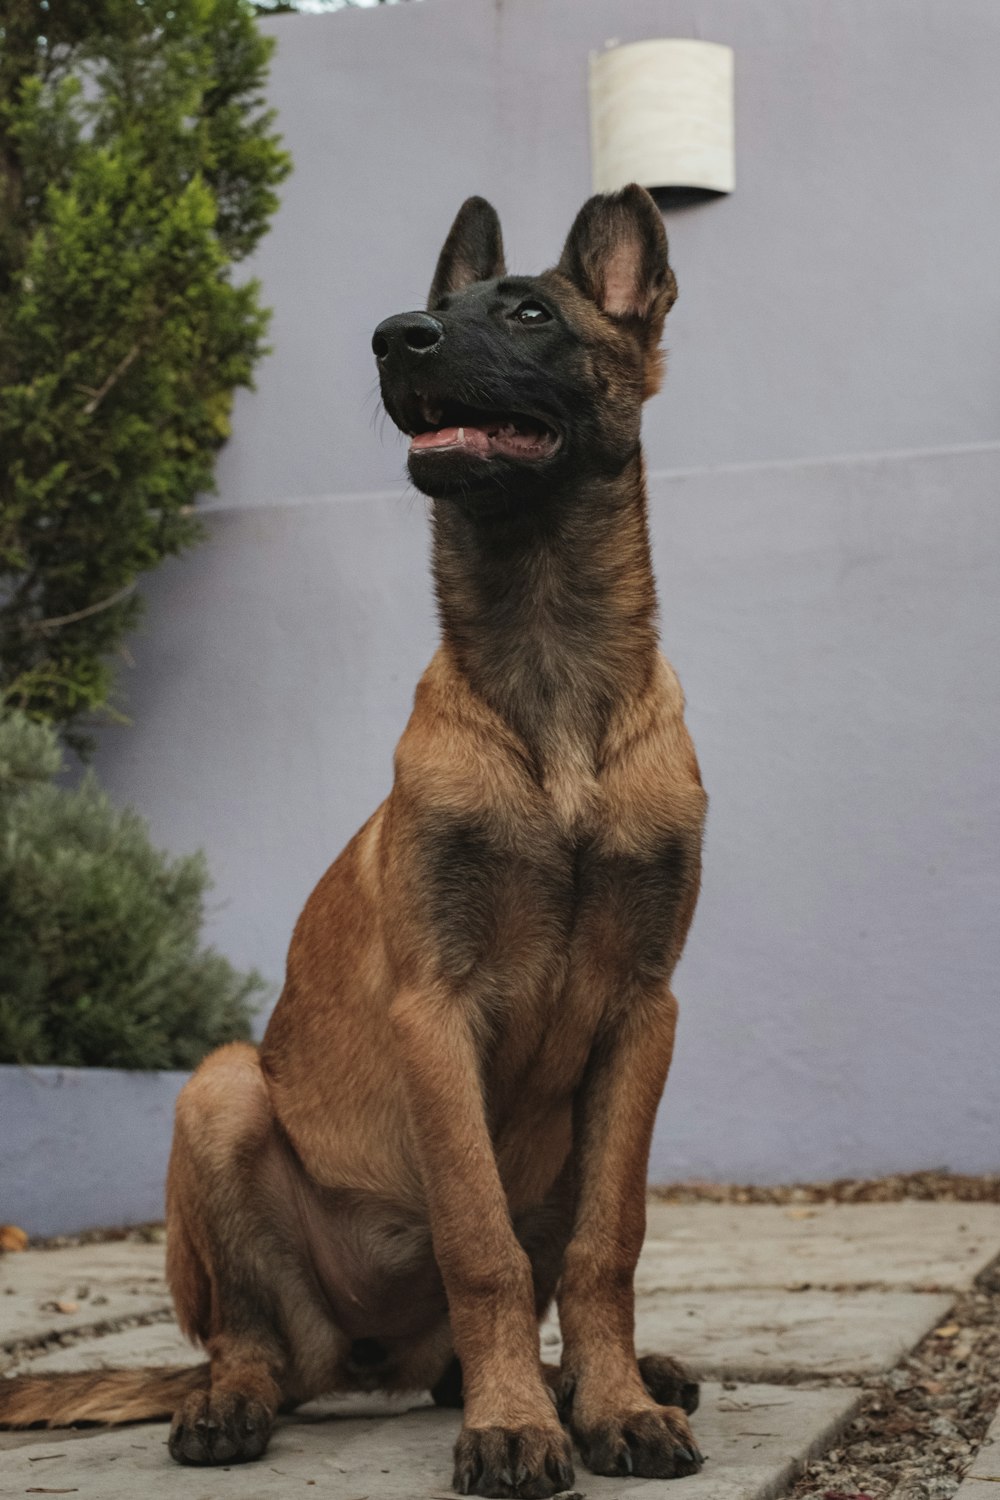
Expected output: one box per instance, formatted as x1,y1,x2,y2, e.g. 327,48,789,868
1,1306,177,1366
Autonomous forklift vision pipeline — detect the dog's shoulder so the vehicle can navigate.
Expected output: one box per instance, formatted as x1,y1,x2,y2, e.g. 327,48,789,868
391,648,539,824
598,653,707,852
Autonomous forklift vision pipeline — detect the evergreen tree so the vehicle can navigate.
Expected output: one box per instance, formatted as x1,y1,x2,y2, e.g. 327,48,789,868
0,1,290,747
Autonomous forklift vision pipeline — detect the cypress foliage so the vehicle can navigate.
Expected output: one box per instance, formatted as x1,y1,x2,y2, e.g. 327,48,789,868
0,1,290,746
0,706,266,1069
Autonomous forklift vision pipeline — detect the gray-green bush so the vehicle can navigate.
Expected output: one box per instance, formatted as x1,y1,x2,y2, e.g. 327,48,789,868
0,707,266,1068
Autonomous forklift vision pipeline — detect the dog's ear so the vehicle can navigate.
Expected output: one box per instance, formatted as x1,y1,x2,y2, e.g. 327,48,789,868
557,185,677,395
428,197,506,308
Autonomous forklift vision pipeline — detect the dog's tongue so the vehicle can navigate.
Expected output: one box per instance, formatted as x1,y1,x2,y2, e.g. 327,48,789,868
410,425,491,455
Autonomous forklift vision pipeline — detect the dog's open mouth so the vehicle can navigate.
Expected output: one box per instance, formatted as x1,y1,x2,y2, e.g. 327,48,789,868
408,400,560,462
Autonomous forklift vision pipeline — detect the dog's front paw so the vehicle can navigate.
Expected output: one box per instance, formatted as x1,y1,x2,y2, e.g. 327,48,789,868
168,1389,273,1466
575,1404,703,1479
453,1422,574,1498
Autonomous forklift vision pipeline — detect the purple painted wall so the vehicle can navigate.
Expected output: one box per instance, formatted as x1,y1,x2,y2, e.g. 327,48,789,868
84,0,1000,1194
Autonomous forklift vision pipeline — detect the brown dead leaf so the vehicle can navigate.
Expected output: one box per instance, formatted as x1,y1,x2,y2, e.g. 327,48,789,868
933,1321,960,1338
0,1224,28,1252
784,1207,818,1220
53,1300,79,1315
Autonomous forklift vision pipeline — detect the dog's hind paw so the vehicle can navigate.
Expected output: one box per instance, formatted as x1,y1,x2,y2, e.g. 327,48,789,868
168,1389,272,1466
638,1352,700,1414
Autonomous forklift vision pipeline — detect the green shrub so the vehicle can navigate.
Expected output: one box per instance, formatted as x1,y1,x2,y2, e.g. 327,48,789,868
0,707,267,1069
0,0,290,747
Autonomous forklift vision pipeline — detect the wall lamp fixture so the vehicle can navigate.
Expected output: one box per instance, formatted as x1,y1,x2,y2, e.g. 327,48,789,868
590,39,735,204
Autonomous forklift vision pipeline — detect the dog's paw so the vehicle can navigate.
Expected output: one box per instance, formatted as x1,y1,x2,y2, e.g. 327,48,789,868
638,1352,701,1414
575,1404,703,1479
168,1388,272,1466
453,1422,575,1498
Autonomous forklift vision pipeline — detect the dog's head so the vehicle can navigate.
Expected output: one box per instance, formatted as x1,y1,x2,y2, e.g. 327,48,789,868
373,186,677,506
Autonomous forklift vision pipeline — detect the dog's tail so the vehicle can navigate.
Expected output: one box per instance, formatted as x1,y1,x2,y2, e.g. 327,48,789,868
0,1363,209,1428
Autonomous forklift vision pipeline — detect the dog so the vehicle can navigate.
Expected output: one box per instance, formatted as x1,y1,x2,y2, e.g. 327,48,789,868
0,185,707,1499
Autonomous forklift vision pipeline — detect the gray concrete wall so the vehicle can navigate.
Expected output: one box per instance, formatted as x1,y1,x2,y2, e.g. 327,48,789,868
91,0,1000,1184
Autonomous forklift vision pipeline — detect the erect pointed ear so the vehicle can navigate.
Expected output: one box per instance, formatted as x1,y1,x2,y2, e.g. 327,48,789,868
427,197,506,308
557,183,677,339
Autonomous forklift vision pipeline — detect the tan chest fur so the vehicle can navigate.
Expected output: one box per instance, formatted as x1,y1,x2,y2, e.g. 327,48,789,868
384,650,705,1103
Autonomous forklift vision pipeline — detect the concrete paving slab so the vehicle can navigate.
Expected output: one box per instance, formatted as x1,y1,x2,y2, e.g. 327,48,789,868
642,1202,1000,1291
0,1244,169,1346
954,1406,1000,1495
541,1288,955,1381
0,1381,860,1499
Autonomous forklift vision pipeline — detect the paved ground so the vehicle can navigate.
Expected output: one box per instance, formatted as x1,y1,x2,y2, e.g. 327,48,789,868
2,1201,998,1498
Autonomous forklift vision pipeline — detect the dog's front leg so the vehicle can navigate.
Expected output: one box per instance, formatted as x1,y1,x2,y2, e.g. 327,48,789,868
557,988,703,1480
391,987,574,1500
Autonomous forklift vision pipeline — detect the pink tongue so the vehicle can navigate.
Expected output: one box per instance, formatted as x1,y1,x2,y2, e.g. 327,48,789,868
410,425,491,454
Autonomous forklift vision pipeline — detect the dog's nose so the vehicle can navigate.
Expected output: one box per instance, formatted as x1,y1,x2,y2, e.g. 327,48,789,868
372,312,444,362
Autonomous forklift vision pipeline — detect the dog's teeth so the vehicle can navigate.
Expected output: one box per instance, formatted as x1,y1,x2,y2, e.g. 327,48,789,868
457,427,464,442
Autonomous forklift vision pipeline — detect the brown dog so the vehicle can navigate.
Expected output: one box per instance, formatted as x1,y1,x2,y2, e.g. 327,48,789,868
0,185,707,1498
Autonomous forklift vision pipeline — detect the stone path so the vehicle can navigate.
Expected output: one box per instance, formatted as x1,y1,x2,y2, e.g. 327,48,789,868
2,1201,998,1498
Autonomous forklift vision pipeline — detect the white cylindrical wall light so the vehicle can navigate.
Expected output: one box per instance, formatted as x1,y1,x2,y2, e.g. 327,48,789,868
589,39,735,196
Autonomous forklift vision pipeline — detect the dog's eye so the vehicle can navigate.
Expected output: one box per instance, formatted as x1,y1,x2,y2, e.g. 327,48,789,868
513,301,551,325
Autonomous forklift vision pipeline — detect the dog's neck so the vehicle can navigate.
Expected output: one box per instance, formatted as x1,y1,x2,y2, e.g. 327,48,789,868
431,454,659,776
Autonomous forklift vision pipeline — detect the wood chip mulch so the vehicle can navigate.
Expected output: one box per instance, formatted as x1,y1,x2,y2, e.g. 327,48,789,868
650,1169,1000,1205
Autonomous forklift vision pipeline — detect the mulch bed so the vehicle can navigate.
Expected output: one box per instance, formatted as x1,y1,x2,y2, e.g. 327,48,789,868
650,1170,1000,1206
790,1256,1000,1499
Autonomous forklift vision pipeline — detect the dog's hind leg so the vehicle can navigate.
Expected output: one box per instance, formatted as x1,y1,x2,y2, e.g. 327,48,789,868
165,1042,332,1466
